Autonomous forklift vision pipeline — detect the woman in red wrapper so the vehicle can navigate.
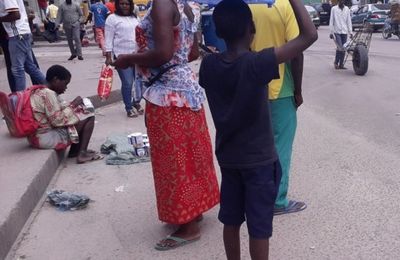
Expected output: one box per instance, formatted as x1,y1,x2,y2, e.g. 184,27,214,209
113,0,219,251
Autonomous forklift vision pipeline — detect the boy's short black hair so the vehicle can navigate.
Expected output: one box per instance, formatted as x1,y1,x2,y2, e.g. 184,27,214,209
213,0,254,42
46,65,71,82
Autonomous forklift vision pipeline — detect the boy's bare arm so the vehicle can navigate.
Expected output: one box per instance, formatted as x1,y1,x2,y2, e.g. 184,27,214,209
291,53,304,108
275,0,317,64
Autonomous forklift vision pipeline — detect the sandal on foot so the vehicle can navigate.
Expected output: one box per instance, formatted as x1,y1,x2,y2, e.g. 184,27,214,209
77,152,104,164
133,104,144,115
274,200,307,216
127,109,138,118
154,236,200,251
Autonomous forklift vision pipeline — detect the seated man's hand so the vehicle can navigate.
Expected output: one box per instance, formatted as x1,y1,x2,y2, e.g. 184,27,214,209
71,96,83,108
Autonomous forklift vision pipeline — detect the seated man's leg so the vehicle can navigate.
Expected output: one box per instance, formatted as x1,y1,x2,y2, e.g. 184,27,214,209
74,116,97,162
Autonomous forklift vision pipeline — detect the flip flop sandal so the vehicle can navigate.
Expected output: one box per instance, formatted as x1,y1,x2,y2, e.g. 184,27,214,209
274,200,307,216
77,152,104,164
154,236,200,251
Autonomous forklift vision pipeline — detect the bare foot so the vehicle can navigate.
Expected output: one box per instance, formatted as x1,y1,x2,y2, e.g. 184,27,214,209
76,151,104,164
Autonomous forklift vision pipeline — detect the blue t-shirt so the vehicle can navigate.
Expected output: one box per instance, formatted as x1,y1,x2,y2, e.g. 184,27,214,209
90,3,109,27
199,48,280,169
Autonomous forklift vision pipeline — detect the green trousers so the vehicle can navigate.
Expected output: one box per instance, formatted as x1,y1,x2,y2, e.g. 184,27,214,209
270,97,297,208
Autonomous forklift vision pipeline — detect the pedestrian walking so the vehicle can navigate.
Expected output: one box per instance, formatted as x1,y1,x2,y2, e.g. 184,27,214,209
0,23,42,92
105,0,115,13
113,0,220,251
199,0,317,259
37,0,48,21
88,0,109,55
105,0,142,117
0,0,46,92
250,0,307,215
329,0,352,69
56,0,84,60
44,0,60,42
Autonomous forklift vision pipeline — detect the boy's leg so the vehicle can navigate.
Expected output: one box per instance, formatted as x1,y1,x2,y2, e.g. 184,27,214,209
244,162,282,260
223,225,241,260
249,238,269,260
219,168,245,260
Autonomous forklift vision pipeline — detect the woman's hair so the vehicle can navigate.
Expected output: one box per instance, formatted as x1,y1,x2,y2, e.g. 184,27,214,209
115,0,136,17
213,0,253,42
46,65,71,82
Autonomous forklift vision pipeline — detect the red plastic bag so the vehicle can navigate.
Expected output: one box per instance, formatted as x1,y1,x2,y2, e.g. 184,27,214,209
97,65,113,100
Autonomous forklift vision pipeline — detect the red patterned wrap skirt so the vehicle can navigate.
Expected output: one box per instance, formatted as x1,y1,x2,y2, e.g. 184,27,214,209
146,102,220,225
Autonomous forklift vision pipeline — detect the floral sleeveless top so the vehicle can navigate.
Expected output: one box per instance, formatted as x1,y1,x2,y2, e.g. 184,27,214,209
135,0,204,111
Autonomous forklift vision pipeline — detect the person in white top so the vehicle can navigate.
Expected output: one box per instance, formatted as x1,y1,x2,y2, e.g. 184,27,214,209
329,0,352,69
0,0,46,92
105,0,141,117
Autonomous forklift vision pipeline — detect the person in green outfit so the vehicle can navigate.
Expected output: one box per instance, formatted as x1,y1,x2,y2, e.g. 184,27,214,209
250,0,307,215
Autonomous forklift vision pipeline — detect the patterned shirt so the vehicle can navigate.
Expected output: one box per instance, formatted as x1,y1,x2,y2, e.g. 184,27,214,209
136,0,204,111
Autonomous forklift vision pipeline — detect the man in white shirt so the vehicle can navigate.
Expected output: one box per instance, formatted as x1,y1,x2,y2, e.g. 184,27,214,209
0,0,46,92
329,0,352,69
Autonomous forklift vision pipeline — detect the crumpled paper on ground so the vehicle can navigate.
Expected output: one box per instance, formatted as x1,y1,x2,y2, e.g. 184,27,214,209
47,190,90,211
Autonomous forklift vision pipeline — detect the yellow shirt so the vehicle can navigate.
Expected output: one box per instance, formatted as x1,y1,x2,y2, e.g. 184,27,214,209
250,1,299,100
47,4,59,20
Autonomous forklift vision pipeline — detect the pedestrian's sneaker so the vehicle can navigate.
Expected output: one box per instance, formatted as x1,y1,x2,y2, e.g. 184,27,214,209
127,109,138,118
68,55,77,61
78,56,84,60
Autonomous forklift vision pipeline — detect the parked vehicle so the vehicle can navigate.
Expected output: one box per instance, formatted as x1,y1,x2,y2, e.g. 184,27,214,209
310,3,331,25
305,5,320,29
352,4,390,31
382,17,400,39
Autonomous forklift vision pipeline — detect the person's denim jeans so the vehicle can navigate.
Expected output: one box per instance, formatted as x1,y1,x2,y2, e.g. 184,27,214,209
334,33,347,67
117,67,142,112
8,34,46,91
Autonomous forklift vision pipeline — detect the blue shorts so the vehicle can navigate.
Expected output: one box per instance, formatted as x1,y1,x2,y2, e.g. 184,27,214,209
218,161,282,239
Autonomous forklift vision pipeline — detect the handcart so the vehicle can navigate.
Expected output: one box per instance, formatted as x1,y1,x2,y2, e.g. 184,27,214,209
333,23,373,76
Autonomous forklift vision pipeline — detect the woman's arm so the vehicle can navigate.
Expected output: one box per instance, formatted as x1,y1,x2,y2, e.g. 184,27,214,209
112,0,178,69
104,16,115,65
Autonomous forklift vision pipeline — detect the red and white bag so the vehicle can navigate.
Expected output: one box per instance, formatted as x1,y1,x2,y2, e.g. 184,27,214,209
97,65,113,100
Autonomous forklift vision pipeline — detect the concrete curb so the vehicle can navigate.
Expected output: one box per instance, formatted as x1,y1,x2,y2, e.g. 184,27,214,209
0,90,122,260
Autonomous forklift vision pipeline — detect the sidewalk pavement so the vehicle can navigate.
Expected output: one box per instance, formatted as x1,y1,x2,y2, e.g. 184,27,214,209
0,39,203,259
0,40,123,260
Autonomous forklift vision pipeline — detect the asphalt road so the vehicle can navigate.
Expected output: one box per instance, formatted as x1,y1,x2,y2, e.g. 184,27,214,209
6,26,400,260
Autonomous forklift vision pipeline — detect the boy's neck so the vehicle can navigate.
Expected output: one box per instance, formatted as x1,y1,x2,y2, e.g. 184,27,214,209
224,41,251,61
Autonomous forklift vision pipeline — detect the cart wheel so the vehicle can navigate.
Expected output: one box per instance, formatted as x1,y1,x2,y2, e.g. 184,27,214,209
382,28,391,39
352,45,368,76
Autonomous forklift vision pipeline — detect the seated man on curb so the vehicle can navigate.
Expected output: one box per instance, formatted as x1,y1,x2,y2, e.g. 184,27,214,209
28,65,102,164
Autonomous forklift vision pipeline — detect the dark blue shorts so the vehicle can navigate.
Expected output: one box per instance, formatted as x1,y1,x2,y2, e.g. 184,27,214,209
218,161,282,239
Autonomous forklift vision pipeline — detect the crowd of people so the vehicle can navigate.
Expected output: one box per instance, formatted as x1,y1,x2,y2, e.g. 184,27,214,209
0,0,320,259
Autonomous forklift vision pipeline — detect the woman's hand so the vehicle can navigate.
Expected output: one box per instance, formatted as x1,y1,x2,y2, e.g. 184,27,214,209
105,55,113,66
112,54,130,69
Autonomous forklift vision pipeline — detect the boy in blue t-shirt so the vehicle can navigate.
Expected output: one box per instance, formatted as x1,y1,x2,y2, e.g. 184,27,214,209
199,0,317,259
88,0,109,55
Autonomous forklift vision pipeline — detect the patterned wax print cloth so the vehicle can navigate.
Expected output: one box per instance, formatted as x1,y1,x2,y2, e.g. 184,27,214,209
146,102,220,224
135,0,204,111
28,87,90,150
